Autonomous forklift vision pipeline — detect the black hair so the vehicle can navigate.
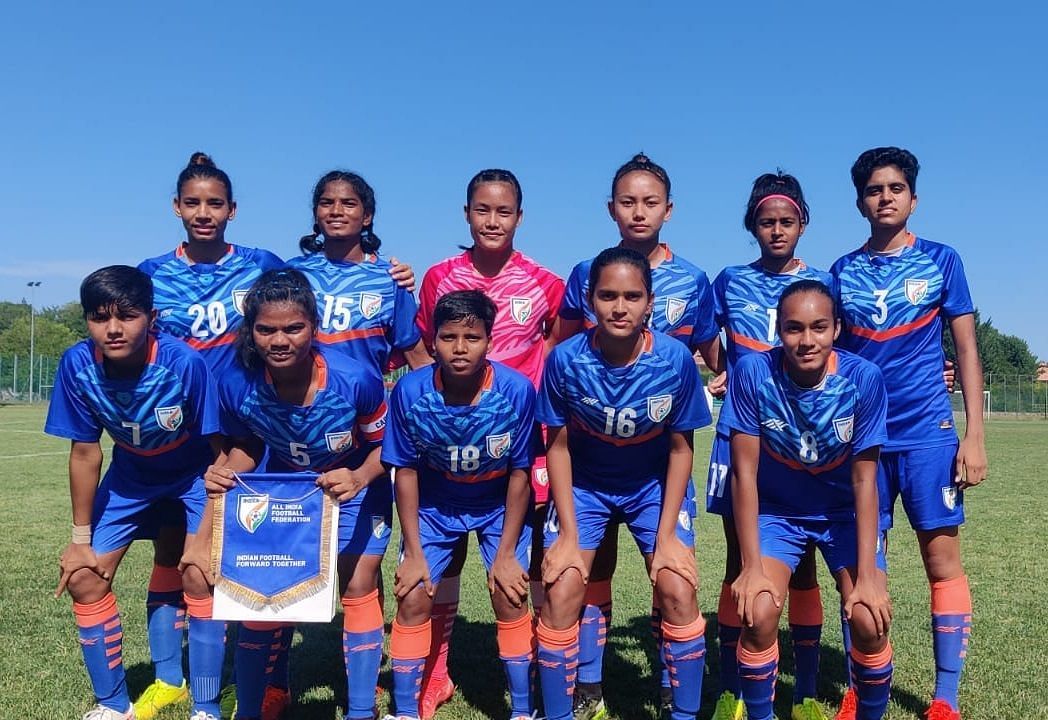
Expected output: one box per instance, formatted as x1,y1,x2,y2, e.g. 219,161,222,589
611,153,671,198
299,171,381,256
850,146,920,199
587,246,653,299
176,152,234,203
743,171,811,234
466,169,523,209
236,269,319,371
776,279,838,322
80,265,154,317
433,290,498,337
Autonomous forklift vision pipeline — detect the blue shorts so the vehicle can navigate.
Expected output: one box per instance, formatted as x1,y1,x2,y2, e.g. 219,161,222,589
705,432,733,516
91,468,206,555
759,515,887,575
879,443,963,531
410,502,533,585
338,473,393,556
544,481,697,554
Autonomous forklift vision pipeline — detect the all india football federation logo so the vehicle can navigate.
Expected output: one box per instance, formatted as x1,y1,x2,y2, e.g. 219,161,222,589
154,405,184,432
665,297,687,325
647,394,673,423
510,297,532,324
237,494,269,534
232,290,249,315
359,292,383,319
325,431,355,454
678,509,692,532
486,432,511,459
904,279,929,306
942,485,958,511
833,415,855,444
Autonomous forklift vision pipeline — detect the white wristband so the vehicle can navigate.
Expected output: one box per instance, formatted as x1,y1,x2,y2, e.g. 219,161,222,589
72,524,92,545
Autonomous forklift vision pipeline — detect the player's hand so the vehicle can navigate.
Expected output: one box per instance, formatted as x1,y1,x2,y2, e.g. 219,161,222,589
317,469,367,502
844,573,892,638
394,552,433,599
731,566,781,628
541,536,587,586
707,371,728,399
955,435,987,490
489,552,529,608
649,535,698,589
942,359,956,393
204,464,237,497
55,543,109,598
388,257,416,292
178,542,216,587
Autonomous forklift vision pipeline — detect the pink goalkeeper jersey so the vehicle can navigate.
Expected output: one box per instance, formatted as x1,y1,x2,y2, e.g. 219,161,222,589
417,250,565,388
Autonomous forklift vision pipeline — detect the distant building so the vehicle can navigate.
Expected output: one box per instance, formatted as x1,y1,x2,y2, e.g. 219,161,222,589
1038,362,1048,383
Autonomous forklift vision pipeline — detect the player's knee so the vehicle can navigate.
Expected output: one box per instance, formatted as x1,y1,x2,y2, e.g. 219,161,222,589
397,585,434,626
543,570,585,623
742,594,782,648
846,603,890,651
654,572,699,621
180,564,209,597
491,587,528,621
66,566,109,602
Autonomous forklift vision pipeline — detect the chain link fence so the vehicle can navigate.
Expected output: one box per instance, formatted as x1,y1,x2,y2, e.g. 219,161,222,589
0,354,59,403
950,374,1048,418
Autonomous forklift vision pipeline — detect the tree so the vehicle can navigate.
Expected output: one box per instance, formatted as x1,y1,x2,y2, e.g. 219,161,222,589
42,302,88,340
0,315,78,358
941,310,1037,379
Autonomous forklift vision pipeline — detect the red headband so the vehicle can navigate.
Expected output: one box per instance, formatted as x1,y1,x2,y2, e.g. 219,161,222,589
755,193,803,217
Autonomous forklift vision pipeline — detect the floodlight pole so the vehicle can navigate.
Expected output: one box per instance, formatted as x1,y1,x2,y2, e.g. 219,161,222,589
27,281,41,403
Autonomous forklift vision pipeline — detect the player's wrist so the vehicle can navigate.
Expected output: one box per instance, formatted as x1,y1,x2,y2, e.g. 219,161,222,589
72,524,92,545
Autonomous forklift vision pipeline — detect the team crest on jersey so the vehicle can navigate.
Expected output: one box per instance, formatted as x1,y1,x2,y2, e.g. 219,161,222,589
486,432,511,459
833,415,854,444
325,431,355,454
941,486,958,511
534,468,549,487
647,394,673,423
154,405,183,432
371,515,389,539
237,494,269,534
232,290,249,315
359,292,382,319
904,279,929,306
665,297,687,325
510,297,533,324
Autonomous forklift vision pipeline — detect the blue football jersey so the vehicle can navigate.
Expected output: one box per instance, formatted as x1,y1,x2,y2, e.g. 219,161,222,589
831,235,974,451
45,333,219,481
285,252,420,373
218,348,387,472
139,244,284,375
559,245,718,350
382,362,536,511
721,348,888,520
537,329,711,490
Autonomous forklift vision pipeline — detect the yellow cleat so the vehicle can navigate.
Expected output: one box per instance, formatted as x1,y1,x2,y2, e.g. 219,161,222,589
793,697,829,720
712,690,744,720
133,679,189,720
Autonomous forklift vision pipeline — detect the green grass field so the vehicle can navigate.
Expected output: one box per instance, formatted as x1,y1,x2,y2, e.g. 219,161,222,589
2,405,1046,719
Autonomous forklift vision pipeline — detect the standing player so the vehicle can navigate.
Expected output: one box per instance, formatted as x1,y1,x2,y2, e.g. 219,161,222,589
413,169,564,717
556,154,722,719
46,266,225,720
537,248,711,720
708,173,834,720
203,269,391,720
287,170,430,372
382,290,537,720
831,147,986,720
725,280,894,720
136,153,284,720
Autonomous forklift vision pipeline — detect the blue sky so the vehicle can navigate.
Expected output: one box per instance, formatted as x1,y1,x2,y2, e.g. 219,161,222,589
2,2,1045,357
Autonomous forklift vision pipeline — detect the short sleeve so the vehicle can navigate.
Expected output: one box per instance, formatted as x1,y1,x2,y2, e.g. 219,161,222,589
540,271,567,328
182,350,220,436
712,269,729,329
217,375,253,440
390,284,423,351
380,378,419,469
415,266,441,349
353,369,388,445
688,270,720,347
937,246,975,319
536,348,569,427
509,381,537,471
558,262,588,321
44,348,102,442
851,363,888,454
723,354,764,437
667,344,712,432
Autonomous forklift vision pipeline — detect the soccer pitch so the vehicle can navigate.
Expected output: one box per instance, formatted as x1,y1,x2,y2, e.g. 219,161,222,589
2,405,1046,719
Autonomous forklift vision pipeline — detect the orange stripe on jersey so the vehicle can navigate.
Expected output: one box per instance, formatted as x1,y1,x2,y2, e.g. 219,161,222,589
762,441,850,475
316,327,386,343
264,350,329,394
115,432,190,457
185,333,237,350
730,331,773,353
850,307,939,342
357,401,388,442
444,468,506,484
570,418,664,447
669,325,694,338
861,231,915,253
176,243,234,263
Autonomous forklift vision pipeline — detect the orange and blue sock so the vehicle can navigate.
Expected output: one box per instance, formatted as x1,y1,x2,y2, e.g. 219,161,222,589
788,586,823,703
265,624,293,691
661,615,706,720
343,591,385,719
236,621,284,719
576,579,611,685
931,575,971,710
738,642,778,720
717,582,742,695
850,644,893,720
185,594,225,716
536,620,579,720
651,593,670,691
841,600,855,686
497,613,536,717
146,565,185,687
390,618,431,719
74,592,130,712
